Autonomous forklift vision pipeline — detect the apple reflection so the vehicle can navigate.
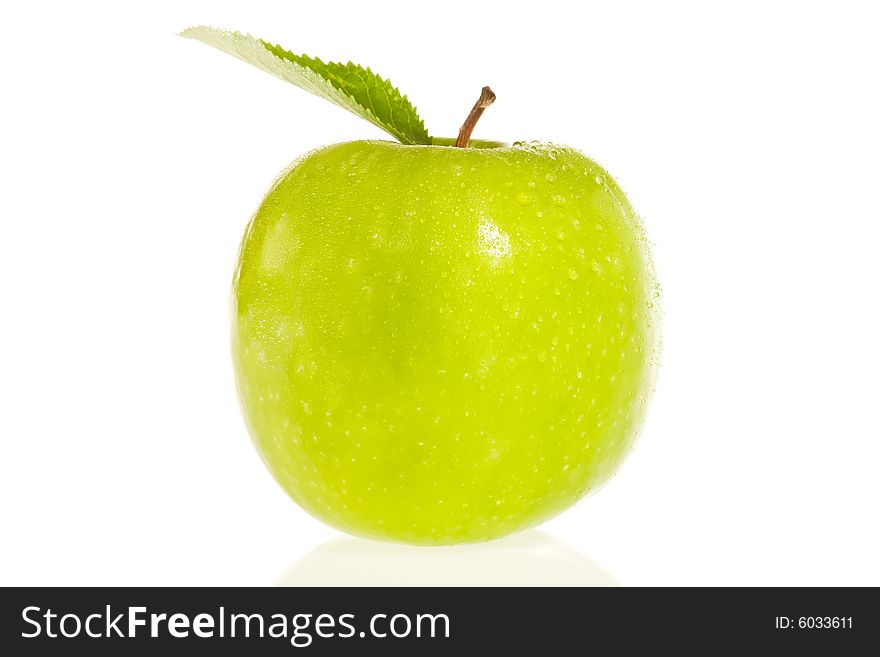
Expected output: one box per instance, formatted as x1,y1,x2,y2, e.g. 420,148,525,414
278,530,617,587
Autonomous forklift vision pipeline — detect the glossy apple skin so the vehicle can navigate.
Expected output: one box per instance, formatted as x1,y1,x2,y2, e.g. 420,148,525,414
232,140,659,544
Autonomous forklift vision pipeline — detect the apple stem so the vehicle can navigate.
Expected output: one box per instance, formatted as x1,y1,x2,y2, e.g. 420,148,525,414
455,86,496,148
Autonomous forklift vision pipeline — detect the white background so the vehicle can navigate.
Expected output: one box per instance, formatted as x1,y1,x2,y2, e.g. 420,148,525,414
2,1,878,586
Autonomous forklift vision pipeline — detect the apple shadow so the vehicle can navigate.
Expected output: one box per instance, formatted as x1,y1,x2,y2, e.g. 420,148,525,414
277,530,618,586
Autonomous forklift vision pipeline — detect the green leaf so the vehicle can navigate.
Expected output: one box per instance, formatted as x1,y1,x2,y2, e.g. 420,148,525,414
180,26,432,145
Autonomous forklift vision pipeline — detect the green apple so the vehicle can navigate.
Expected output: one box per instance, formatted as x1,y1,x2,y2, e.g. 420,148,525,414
186,28,659,544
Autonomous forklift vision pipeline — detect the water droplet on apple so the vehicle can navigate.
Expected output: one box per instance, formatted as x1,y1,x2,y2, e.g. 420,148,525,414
552,194,566,205
594,175,605,185
568,269,579,280
544,173,556,183
516,192,531,205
